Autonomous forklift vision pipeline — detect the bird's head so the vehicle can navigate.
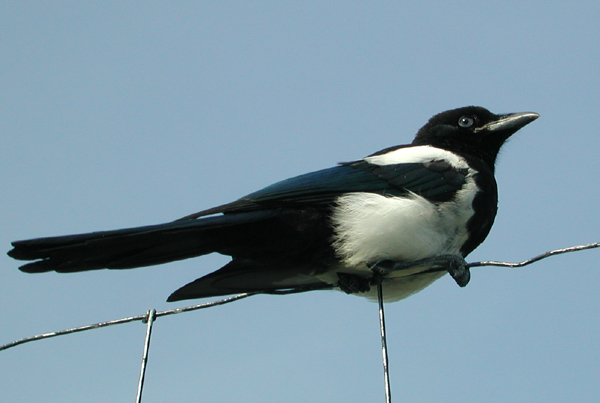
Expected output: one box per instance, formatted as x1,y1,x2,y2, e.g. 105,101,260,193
412,106,539,167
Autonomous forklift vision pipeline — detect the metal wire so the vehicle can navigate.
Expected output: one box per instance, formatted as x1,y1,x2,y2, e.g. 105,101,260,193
1,242,598,402
136,309,156,403
0,292,257,353
376,278,392,403
467,242,600,268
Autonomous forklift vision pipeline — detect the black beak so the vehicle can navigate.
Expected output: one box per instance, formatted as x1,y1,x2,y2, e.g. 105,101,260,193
476,111,540,133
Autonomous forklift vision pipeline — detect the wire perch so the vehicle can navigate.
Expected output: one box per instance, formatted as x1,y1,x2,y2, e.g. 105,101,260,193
374,274,392,403
1,242,598,403
0,292,257,353
467,242,600,268
136,309,156,403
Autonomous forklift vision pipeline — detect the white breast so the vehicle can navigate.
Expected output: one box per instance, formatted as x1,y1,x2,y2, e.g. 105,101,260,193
327,146,479,301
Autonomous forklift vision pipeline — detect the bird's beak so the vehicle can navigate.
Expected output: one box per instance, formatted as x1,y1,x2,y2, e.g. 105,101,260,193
475,112,540,133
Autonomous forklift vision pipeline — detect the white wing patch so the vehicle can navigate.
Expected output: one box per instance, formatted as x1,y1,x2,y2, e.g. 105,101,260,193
365,145,468,168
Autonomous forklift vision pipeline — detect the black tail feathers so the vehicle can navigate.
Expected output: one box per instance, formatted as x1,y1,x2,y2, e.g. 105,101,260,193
9,211,279,273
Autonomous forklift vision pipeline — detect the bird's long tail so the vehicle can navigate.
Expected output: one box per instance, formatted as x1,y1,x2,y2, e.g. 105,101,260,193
8,210,280,273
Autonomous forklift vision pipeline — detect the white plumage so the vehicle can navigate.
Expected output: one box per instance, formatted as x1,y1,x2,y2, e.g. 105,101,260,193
327,145,479,301
363,144,467,166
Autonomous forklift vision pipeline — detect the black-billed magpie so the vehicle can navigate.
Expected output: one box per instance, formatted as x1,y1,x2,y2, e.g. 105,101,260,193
8,106,538,302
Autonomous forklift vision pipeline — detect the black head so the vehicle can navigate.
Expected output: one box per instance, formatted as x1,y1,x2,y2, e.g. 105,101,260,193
412,106,539,167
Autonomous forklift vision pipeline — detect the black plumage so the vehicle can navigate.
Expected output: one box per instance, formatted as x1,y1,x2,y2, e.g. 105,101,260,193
8,106,539,302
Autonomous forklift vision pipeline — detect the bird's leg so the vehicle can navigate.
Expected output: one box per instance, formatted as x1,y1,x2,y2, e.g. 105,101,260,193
338,255,470,294
368,255,470,288
337,272,372,294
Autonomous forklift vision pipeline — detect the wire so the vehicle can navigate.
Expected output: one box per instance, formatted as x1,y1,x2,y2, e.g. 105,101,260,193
1,242,598,403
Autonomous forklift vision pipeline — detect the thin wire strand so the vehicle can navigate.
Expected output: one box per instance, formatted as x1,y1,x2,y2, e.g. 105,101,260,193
467,242,600,268
376,278,392,403
0,242,598,403
0,292,256,352
1,243,598,353
136,309,156,403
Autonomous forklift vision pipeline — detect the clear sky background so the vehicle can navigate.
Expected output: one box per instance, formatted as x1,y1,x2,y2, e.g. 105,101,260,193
2,2,599,402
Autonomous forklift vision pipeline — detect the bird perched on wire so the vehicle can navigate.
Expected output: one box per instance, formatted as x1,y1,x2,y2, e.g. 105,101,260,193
8,106,538,302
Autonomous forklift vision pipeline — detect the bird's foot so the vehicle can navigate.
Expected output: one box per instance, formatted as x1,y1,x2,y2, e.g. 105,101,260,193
368,255,470,288
444,255,470,287
337,272,371,294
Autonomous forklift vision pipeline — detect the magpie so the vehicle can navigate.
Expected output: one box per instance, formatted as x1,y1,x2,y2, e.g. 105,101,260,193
8,106,538,302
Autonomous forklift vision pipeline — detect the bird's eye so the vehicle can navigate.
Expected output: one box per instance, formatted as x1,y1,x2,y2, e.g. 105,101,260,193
458,116,474,128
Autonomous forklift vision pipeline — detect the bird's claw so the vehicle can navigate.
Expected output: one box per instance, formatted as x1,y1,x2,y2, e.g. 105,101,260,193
368,255,471,288
337,272,371,294
444,255,470,287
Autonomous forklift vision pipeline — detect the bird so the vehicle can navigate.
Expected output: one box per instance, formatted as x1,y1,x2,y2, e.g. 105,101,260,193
8,106,539,303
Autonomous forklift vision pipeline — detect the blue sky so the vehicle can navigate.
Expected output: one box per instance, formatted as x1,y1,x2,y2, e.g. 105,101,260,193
2,2,599,402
